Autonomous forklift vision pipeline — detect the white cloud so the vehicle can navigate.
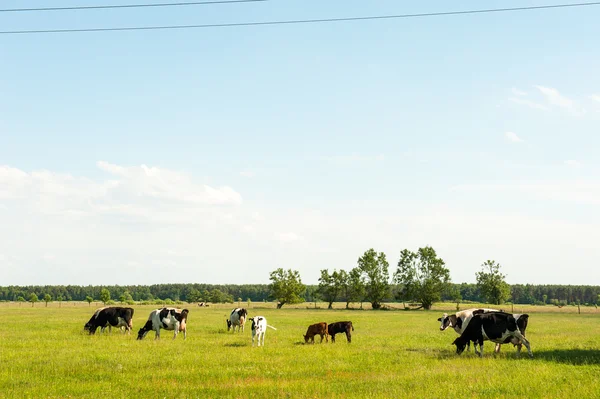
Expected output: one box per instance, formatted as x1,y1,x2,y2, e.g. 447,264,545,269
240,170,255,178
504,132,523,143
275,232,302,242
590,94,600,104
509,97,547,110
97,161,242,206
535,85,573,108
564,160,583,168
511,88,527,96
534,85,586,116
251,212,263,222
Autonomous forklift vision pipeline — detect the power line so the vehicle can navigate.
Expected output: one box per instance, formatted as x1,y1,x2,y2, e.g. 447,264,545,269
0,0,266,13
1,1,599,35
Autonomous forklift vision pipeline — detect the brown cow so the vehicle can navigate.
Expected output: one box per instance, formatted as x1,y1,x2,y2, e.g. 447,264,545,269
304,322,328,344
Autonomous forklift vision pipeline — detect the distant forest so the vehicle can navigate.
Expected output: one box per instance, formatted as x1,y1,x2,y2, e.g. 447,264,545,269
1,283,599,307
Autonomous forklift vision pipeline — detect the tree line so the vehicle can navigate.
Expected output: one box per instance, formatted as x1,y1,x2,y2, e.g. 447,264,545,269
2,246,599,308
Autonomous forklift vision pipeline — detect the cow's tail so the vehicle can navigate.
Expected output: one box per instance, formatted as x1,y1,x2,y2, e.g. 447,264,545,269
267,325,277,330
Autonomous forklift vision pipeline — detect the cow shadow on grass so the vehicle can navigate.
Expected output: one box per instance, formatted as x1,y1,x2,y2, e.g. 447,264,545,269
429,348,600,365
532,349,600,366
224,342,249,347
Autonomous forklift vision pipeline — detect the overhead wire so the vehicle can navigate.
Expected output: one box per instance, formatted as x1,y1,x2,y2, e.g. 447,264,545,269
0,0,266,13
1,1,599,35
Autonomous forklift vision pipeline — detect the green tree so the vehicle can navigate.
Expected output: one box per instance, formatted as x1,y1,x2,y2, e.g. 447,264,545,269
57,295,63,308
394,246,451,310
99,288,111,305
357,249,390,310
475,260,511,305
119,294,126,303
344,267,366,309
187,288,201,303
43,294,52,307
85,296,93,306
29,293,39,307
268,268,306,309
317,269,345,309
17,296,25,306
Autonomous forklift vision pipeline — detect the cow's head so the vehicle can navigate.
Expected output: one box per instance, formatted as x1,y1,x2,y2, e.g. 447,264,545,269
303,334,310,344
137,327,150,340
452,337,467,355
226,319,232,331
180,309,189,320
437,313,451,331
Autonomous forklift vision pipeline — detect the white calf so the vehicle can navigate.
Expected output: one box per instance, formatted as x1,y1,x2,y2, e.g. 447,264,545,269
250,316,277,347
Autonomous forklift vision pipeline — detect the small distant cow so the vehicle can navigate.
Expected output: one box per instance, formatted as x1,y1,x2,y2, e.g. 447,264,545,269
438,308,501,352
137,307,189,340
249,316,276,347
304,322,328,344
452,312,533,358
227,308,248,332
327,321,354,343
84,306,134,335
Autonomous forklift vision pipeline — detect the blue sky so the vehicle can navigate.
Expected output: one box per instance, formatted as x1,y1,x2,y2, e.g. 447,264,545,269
1,0,599,286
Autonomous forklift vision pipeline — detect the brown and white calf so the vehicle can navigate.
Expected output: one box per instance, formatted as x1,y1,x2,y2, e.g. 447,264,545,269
304,322,328,344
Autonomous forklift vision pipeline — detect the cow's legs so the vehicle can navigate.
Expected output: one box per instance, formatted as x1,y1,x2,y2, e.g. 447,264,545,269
331,333,336,343
473,341,483,358
346,330,351,343
512,332,533,358
494,343,501,353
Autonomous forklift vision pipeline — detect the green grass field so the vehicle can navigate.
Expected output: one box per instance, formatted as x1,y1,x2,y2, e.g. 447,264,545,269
1,302,599,398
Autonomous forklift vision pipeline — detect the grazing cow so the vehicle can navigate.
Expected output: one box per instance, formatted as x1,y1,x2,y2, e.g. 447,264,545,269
327,321,354,343
84,306,134,335
438,308,501,352
304,322,328,344
227,308,248,333
452,312,533,358
137,307,189,340
249,316,276,347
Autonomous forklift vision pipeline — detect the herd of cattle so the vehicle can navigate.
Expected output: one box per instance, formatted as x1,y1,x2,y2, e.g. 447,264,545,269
83,305,533,357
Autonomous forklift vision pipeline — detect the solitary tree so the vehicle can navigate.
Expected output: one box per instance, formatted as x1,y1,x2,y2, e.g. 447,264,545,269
17,296,25,306
43,294,52,307
317,269,345,309
29,293,39,307
475,260,511,305
99,288,111,305
394,246,451,310
57,295,63,308
85,296,94,306
357,249,390,310
268,268,306,309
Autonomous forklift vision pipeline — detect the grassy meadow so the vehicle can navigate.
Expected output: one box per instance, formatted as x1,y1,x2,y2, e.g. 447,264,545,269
0,302,599,398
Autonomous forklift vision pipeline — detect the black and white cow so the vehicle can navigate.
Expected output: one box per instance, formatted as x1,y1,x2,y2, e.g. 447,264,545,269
451,312,533,358
438,308,501,352
226,308,248,332
249,316,277,347
137,307,189,340
84,306,135,335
